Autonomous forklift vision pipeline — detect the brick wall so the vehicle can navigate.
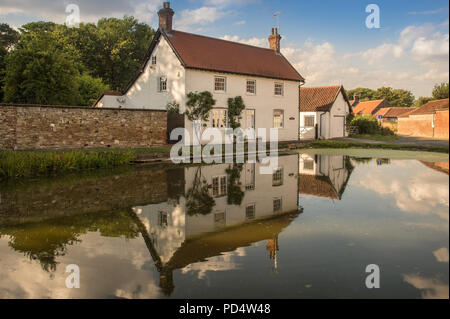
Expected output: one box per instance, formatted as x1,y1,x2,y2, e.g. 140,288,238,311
0,104,167,150
434,110,449,140
0,168,170,225
398,114,434,138
398,110,449,140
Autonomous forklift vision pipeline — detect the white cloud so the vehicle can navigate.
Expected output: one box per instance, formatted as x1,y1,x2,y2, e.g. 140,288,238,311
233,20,246,26
203,0,260,8
403,274,449,299
225,20,448,96
433,247,449,263
176,7,229,30
221,35,266,47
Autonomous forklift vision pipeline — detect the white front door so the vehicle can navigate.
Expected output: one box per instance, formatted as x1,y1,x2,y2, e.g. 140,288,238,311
245,109,255,140
246,110,255,129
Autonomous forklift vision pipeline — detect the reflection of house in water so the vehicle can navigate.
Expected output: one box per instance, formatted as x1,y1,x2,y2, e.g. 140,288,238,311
132,154,301,295
299,154,353,200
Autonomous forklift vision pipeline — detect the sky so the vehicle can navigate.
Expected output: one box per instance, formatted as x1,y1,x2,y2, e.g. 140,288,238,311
0,0,449,97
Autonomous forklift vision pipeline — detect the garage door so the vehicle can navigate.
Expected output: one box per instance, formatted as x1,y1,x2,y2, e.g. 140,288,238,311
332,116,345,138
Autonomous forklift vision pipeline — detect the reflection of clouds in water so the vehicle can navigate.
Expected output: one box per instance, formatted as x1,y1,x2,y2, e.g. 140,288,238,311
356,163,449,222
404,222,449,233
403,274,449,299
181,248,246,280
433,247,449,263
0,233,162,299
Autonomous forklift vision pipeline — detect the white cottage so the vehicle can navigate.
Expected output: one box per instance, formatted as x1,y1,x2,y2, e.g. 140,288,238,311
94,2,305,143
299,85,351,140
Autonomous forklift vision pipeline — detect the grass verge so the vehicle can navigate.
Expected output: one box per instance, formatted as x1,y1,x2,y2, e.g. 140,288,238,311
307,140,449,154
348,134,398,141
0,148,170,180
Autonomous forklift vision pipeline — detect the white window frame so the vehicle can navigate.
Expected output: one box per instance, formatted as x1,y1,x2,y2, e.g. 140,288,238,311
158,76,167,92
212,175,227,197
273,197,282,213
304,115,315,128
272,168,284,187
214,212,226,227
273,109,284,129
210,108,228,128
151,56,157,65
245,204,256,220
274,82,284,96
214,76,227,93
246,80,256,95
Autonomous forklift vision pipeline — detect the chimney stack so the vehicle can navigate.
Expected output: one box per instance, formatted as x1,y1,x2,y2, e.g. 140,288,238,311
353,94,360,105
158,2,175,33
268,27,282,53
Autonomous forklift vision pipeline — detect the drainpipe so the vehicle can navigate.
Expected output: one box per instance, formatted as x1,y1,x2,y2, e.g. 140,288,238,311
298,81,305,141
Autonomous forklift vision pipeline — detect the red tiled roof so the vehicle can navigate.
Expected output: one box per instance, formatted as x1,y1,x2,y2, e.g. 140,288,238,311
166,30,305,82
399,99,449,117
374,107,391,118
353,99,387,115
384,107,414,118
299,85,349,112
299,174,339,200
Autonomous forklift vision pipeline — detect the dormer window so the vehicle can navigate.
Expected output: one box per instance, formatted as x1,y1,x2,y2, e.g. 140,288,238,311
274,82,284,96
214,76,226,92
151,56,157,65
158,76,167,92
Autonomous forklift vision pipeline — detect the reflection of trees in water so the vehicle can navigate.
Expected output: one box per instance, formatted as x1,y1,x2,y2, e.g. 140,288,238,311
351,157,372,164
0,210,140,272
226,164,244,206
185,167,215,216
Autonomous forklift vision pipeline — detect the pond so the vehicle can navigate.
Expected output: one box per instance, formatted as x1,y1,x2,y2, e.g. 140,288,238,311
0,150,448,299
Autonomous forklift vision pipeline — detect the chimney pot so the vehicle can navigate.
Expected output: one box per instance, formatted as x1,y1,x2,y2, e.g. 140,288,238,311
158,2,175,33
268,27,282,53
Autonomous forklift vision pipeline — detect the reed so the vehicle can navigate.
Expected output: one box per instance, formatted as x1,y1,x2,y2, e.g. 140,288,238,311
0,149,148,180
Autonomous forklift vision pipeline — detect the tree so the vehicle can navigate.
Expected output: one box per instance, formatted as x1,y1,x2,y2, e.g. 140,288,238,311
227,96,246,130
0,23,20,50
346,88,376,101
0,23,20,102
413,96,434,108
432,82,449,100
185,91,216,143
3,32,81,105
77,73,109,106
71,17,155,91
374,87,414,107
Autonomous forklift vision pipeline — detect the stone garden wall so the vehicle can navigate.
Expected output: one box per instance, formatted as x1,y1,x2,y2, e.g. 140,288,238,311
0,104,167,150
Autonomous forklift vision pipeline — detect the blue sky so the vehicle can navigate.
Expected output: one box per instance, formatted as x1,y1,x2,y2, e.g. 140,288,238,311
1,0,448,97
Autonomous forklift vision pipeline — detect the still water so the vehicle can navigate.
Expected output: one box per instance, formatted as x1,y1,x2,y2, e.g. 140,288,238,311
0,150,448,299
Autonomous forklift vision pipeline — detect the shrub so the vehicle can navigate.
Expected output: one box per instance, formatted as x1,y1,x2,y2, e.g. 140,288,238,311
350,116,380,134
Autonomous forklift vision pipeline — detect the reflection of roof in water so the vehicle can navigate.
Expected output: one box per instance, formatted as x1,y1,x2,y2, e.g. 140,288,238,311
420,161,449,175
299,174,340,200
135,211,301,272
166,212,301,270
298,171,353,200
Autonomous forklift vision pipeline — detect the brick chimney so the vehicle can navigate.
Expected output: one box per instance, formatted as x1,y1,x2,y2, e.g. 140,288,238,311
158,2,174,33
353,94,360,105
268,28,281,53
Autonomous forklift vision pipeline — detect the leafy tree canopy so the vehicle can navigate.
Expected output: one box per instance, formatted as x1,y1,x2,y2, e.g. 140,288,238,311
1,17,154,105
432,82,449,100
346,86,414,108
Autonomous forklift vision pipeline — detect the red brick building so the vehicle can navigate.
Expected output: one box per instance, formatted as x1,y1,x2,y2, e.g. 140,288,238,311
397,99,449,140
